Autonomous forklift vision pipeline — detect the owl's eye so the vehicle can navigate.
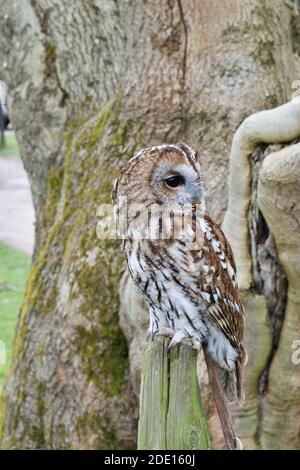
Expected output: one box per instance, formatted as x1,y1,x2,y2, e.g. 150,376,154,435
164,174,185,188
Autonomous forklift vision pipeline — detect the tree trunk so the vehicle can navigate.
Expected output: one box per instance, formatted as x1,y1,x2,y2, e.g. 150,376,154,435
223,99,300,450
0,0,299,449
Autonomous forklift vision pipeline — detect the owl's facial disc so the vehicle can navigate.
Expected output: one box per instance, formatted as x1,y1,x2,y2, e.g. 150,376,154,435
151,160,203,206
113,145,206,211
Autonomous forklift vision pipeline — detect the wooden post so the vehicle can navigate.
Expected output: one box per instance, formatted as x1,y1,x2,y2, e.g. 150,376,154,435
137,336,211,450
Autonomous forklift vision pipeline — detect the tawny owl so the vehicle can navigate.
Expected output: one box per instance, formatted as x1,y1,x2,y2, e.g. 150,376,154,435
112,143,246,413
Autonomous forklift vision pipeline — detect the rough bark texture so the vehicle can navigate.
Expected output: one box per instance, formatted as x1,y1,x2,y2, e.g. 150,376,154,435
222,101,300,450
258,143,300,449
223,97,300,289
0,0,299,449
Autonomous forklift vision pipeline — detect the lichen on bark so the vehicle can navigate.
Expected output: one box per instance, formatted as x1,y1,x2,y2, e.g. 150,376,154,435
0,98,140,449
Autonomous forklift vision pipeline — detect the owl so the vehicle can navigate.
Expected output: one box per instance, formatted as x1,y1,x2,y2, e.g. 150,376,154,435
112,143,246,411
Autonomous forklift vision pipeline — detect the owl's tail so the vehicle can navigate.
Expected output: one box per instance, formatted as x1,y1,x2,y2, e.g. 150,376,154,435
218,342,246,405
220,358,244,405
203,347,243,450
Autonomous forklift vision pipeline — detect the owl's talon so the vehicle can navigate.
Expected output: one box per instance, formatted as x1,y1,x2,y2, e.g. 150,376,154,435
146,328,156,340
168,330,187,350
155,327,175,338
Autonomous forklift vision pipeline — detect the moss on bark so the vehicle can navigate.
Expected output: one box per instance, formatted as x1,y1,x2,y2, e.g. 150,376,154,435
0,97,140,449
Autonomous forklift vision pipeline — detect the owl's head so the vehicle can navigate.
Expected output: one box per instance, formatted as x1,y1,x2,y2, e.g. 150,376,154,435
112,143,206,209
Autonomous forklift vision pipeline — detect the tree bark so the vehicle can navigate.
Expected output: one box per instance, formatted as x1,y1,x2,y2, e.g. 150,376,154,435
0,0,299,449
258,143,300,449
223,101,300,450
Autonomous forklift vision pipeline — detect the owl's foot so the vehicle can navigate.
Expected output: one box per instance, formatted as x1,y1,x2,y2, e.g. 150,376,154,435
146,328,155,340
155,327,175,338
168,330,188,349
168,331,201,350
147,327,175,340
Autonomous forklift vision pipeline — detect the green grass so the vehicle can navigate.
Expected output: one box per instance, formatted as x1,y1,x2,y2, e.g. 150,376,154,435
0,243,31,388
0,133,20,157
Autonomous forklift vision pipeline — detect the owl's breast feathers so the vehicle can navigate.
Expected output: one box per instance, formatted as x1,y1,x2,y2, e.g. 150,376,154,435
123,210,245,366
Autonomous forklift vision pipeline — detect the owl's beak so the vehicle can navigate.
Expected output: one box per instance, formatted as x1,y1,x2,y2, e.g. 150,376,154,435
191,191,202,205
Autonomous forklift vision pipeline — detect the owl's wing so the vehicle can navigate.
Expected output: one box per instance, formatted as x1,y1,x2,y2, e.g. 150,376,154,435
194,213,245,353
